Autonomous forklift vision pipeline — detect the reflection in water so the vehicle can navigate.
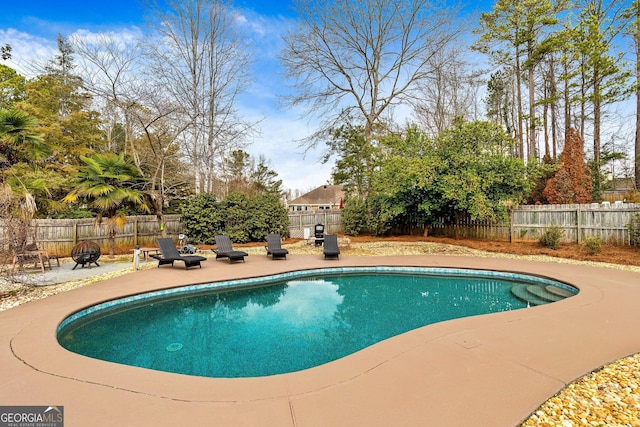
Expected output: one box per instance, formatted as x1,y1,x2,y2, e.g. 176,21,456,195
258,279,343,327
58,273,541,378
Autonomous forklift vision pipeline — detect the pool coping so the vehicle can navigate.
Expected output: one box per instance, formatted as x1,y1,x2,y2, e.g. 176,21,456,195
2,254,639,426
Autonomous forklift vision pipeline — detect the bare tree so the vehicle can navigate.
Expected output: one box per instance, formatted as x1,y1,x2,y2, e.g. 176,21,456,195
145,0,255,196
72,33,190,234
629,0,640,191
281,0,463,146
412,47,484,136
71,33,144,157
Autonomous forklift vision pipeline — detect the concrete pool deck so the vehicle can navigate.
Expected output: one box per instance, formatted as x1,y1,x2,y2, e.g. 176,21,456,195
1,254,639,426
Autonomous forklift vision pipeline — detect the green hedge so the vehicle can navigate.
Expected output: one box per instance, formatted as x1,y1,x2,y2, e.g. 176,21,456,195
180,192,289,244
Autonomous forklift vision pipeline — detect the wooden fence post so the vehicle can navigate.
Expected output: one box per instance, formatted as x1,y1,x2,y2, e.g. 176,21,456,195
576,205,582,244
509,209,514,243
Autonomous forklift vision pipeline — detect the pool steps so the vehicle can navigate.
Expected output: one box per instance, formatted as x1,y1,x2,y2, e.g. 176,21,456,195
510,283,574,306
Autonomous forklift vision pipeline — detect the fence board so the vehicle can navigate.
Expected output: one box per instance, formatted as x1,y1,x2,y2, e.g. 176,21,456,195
0,215,182,256
288,210,342,238
3,203,638,258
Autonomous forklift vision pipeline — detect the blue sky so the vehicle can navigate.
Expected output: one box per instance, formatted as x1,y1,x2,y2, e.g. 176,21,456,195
0,1,298,38
1,0,333,193
0,1,486,193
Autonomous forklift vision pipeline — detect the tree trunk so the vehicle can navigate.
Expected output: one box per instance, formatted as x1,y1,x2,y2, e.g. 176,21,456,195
108,228,116,256
636,18,640,191
564,60,571,134
515,52,525,159
593,70,601,199
528,58,536,161
543,81,550,158
579,56,586,141
549,59,558,160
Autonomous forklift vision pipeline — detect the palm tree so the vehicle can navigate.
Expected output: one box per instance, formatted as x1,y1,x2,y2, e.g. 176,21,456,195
0,109,51,167
63,153,149,255
0,110,53,256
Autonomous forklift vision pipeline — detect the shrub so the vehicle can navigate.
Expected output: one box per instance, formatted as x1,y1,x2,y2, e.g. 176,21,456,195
539,225,563,250
246,193,289,241
341,198,369,236
179,193,223,245
221,193,250,243
581,236,603,255
180,192,289,244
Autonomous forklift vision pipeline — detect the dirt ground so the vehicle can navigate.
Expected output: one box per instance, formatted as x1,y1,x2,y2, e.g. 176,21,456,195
339,234,640,267
218,234,640,267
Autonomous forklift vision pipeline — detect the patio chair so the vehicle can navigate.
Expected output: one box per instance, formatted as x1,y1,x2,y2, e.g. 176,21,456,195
214,235,248,263
150,238,207,270
323,234,341,260
12,242,52,273
265,233,288,260
40,242,60,267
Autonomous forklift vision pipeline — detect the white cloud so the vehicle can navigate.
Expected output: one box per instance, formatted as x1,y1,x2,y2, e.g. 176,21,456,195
1,10,333,193
1,28,56,77
234,11,333,191
244,112,333,191
71,27,144,47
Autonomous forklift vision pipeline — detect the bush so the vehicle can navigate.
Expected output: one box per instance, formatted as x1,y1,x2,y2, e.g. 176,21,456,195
539,225,563,250
179,193,223,245
341,198,369,236
581,236,603,255
180,192,289,244
221,193,250,243
246,193,289,241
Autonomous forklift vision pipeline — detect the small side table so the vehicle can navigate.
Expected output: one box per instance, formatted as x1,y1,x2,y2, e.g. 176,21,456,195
131,247,160,261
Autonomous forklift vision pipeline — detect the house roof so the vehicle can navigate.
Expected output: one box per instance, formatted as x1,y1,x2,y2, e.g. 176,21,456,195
290,185,344,205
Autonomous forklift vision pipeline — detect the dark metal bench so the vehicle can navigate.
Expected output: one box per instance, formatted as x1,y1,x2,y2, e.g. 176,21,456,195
71,241,101,270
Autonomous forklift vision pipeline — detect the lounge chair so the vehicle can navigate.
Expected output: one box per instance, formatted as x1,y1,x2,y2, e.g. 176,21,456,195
323,234,340,260
265,233,289,260
150,238,207,269
214,235,248,263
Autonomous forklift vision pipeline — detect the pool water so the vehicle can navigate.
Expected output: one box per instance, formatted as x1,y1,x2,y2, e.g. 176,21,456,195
57,268,575,378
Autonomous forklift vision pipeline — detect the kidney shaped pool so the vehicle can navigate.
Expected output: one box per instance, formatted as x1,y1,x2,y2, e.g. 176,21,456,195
57,267,577,378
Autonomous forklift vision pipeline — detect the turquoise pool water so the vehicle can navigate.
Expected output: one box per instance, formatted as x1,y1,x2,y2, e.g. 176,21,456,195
57,267,576,378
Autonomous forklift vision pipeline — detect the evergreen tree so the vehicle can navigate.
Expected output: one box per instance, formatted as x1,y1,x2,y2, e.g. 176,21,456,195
572,0,632,198
251,156,283,196
14,35,105,206
543,128,592,203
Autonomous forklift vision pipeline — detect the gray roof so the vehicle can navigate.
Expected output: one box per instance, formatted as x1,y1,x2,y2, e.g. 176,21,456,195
290,185,344,205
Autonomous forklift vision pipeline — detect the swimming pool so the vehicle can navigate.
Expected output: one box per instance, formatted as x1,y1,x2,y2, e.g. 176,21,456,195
57,267,577,378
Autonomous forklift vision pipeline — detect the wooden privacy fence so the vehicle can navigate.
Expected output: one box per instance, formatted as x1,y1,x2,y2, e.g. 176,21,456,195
288,210,343,238
0,215,182,257
429,202,640,244
3,203,638,257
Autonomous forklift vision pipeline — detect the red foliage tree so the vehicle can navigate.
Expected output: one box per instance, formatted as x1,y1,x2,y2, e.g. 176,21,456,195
543,128,592,204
